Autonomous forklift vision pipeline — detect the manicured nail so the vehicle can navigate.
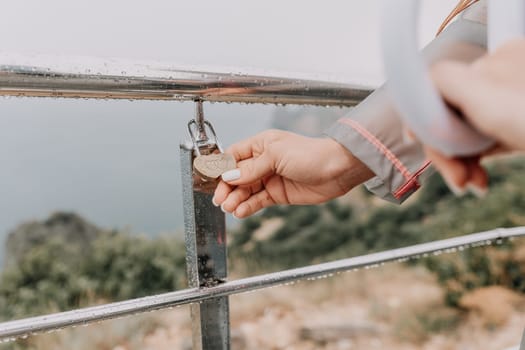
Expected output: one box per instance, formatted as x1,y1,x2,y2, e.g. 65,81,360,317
443,177,466,197
232,211,239,219
467,183,488,198
220,203,227,213
212,197,219,207
221,169,240,182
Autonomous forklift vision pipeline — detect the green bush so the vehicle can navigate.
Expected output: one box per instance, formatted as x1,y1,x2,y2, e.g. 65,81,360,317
0,231,186,321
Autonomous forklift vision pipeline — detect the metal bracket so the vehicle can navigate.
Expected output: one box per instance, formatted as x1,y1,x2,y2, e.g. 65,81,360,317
180,100,230,350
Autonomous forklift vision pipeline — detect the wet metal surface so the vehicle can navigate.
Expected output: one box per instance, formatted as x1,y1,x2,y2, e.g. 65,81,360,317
0,54,372,106
180,139,229,349
0,226,524,341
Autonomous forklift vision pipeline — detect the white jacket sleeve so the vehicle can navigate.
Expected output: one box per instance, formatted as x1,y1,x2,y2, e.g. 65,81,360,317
325,1,488,203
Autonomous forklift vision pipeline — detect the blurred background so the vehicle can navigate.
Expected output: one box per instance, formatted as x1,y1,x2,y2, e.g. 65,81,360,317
2,1,525,349
0,0,455,248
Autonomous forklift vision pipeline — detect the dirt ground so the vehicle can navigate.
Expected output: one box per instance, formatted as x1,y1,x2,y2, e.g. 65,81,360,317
136,264,525,350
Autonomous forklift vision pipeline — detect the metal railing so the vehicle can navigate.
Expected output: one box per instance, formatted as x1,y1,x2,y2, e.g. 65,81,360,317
1,226,524,342
0,54,523,349
0,53,371,106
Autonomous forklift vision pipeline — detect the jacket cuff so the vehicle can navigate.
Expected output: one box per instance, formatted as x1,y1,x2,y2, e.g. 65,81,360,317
325,118,434,204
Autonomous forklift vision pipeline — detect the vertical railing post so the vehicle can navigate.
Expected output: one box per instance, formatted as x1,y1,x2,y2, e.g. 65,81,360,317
180,103,230,349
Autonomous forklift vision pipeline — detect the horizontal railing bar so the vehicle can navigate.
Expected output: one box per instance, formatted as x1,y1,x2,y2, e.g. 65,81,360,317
0,54,372,106
1,226,524,341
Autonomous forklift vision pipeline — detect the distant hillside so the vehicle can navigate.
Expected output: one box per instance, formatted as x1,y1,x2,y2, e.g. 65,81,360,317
4,212,101,268
0,213,186,322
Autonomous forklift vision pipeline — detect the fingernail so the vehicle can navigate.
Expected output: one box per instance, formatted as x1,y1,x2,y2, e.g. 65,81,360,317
221,169,240,182
443,177,466,197
232,211,239,219
220,203,227,213
467,183,488,198
212,197,219,207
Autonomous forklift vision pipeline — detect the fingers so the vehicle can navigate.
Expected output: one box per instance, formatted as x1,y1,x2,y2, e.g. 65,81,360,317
430,61,475,113
225,130,277,161
213,180,274,218
213,130,283,217
221,152,275,186
212,180,233,207
425,147,488,197
426,147,469,195
212,153,273,212
431,61,500,138
220,186,253,213
226,136,260,162
233,190,276,218
464,158,488,198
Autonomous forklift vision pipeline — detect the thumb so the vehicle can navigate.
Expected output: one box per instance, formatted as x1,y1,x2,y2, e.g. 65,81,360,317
221,152,275,185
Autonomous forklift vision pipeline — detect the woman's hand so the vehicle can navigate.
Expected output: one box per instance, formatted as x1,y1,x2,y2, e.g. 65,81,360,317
423,39,525,194
212,130,374,218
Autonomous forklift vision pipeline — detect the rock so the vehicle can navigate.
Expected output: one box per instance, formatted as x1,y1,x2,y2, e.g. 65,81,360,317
178,332,245,350
231,329,247,349
459,286,524,326
300,323,380,344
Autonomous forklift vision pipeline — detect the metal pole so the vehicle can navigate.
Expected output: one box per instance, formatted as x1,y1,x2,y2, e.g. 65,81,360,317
181,103,229,349
0,53,372,106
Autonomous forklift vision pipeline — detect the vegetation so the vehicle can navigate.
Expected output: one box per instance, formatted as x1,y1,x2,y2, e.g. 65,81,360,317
2,158,525,348
231,158,525,305
0,213,186,321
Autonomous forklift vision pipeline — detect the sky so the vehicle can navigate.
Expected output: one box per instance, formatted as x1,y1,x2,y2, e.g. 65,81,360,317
0,0,459,252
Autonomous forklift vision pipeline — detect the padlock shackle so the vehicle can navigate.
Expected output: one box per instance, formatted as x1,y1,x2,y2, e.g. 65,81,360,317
187,116,224,157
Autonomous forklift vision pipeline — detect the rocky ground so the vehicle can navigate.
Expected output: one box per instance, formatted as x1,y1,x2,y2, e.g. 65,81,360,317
139,264,525,350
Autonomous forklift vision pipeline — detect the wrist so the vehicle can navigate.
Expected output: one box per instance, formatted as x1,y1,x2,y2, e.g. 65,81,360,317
322,137,375,191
